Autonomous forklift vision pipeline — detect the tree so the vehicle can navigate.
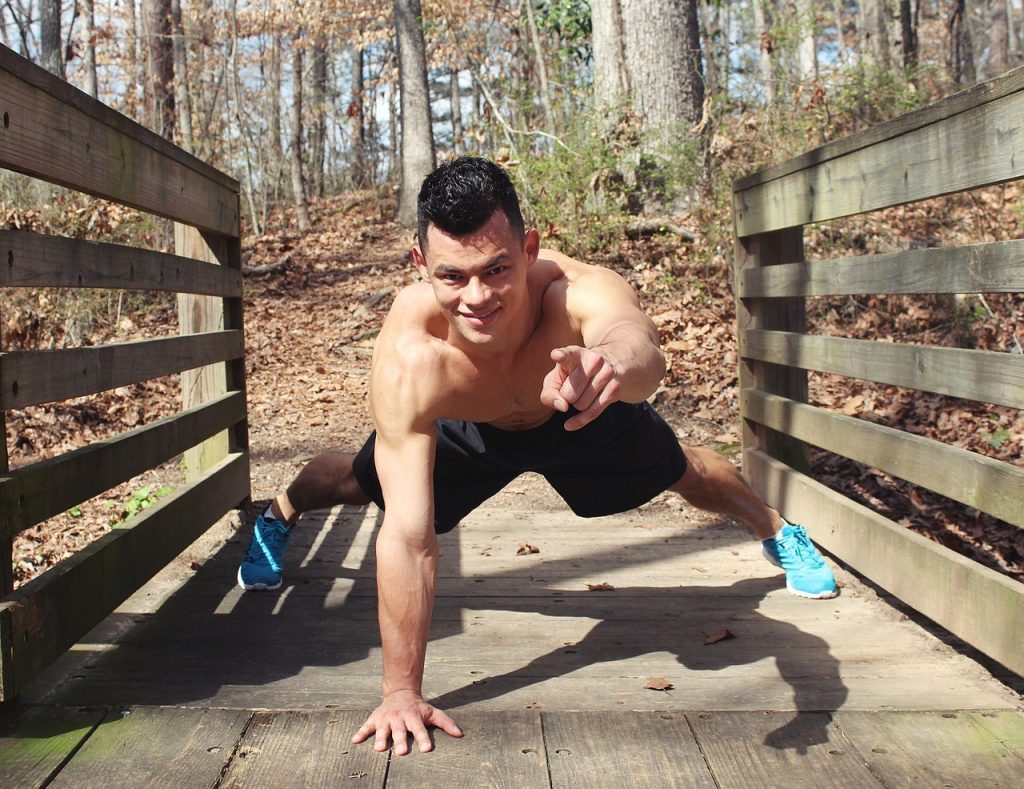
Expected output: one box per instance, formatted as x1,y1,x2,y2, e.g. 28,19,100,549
82,0,98,96
989,0,1010,76
144,0,176,139
351,47,369,186
171,0,193,151
860,0,892,68
948,0,977,84
751,0,775,103
393,0,435,228
39,0,62,77
796,0,818,84
290,30,311,231
899,0,920,74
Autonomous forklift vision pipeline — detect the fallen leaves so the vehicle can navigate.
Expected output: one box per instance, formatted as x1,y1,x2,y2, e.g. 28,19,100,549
585,581,615,591
644,677,673,691
702,628,736,646
516,543,540,556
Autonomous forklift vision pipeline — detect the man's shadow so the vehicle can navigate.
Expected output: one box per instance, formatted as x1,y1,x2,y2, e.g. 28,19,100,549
427,553,847,753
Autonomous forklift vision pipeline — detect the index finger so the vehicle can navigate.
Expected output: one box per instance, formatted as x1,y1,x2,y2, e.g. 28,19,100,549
550,346,583,372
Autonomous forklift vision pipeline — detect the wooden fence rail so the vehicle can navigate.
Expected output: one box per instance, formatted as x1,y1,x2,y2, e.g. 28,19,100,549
0,45,249,701
733,66,1024,677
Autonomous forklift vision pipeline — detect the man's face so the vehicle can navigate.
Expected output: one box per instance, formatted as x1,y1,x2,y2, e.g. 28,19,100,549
413,210,539,345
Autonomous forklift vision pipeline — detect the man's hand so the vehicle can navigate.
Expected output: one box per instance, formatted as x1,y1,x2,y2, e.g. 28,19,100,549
540,345,622,431
352,689,463,755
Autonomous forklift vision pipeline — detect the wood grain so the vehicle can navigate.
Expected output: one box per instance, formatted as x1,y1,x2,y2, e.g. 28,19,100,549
0,704,105,788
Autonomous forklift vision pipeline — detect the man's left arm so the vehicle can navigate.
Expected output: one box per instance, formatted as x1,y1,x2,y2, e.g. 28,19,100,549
540,267,665,430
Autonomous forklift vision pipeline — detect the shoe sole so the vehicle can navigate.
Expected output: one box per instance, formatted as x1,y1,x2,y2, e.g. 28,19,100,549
237,566,282,592
786,583,840,600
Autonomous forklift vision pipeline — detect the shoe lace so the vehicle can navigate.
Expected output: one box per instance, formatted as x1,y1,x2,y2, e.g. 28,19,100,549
247,520,287,571
786,526,824,568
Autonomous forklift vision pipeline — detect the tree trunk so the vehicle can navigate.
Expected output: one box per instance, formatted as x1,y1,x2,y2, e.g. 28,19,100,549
145,0,176,139
290,32,311,231
393,0,435,228
449,66,462,155
590,0,628,112
82,0,98,96
990,0,1009,76
351,47,368,186
752,0,775,103
861,0,891,68
269,33,284,199
523,0,556,131
39,0,62,77
171,0,193,152
310,36,329,198
948,0,977,84
832,0,850,66
899,0,919,73
796,0,818,83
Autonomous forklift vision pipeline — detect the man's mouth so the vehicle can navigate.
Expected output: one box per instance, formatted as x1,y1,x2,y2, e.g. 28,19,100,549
460,305,501,326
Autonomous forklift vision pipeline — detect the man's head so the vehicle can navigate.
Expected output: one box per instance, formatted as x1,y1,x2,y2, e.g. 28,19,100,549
416,157,525,250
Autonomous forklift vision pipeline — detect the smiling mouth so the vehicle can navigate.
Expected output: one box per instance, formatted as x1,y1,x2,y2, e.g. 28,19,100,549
460,306,501,325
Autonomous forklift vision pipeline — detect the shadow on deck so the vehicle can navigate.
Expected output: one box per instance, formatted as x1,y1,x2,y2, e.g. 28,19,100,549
2,501,1022,786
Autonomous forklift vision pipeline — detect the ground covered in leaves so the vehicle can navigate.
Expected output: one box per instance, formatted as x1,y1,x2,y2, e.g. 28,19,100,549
5,185,1023,588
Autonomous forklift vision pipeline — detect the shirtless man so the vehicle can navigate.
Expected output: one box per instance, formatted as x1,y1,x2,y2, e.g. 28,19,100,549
238,156,838,755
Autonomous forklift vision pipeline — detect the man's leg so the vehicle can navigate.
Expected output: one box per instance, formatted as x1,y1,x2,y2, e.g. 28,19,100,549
669,443,838,599
239,451,371,591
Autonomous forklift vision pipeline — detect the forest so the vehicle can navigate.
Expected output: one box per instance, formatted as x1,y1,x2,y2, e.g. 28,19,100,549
1,1,1022,588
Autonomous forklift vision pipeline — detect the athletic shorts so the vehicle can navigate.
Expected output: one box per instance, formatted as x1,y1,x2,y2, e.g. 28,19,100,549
352,401,687,534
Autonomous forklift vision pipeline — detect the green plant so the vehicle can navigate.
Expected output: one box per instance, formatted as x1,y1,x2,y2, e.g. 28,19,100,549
981,427,1012,450
108,485,174,526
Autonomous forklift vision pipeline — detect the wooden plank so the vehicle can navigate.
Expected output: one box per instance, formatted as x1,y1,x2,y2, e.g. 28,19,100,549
544,711,715,788
0,329,244,409
742,330,1024,409
739,239,1024,297
384,710,548,788
219,710,388,788
0,452,249,699
734,228,810,472
746,449,1024,677
0,704,105,788
47,706,249,788
742,390,1024,528
0,391,246,539
0,230,242,296
734,66,1024,192
688,711,882,786
0,51,238,235
835,711,1024,786
734,88,1024,236
972,710,1024,760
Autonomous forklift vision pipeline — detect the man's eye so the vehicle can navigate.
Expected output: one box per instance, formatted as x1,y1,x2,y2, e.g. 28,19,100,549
488,266,506,276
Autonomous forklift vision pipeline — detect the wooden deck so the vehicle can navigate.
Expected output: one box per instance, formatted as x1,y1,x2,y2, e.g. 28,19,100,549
2,493,1022,786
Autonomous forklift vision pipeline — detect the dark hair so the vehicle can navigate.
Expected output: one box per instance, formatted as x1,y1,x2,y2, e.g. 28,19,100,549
416,156,525,248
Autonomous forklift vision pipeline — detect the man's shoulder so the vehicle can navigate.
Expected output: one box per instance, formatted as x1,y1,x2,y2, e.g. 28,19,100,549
537,249,633,314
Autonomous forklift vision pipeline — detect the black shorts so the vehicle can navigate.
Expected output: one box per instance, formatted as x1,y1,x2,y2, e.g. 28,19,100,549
352,401,687,534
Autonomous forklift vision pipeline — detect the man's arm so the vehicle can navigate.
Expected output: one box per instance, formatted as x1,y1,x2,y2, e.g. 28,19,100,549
541,265,665,430
351,334,462,755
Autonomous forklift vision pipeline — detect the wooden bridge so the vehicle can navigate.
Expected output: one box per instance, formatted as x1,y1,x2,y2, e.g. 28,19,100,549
1,46,1023,787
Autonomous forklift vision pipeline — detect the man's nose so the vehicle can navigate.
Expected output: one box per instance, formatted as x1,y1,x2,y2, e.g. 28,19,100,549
464,277,489,305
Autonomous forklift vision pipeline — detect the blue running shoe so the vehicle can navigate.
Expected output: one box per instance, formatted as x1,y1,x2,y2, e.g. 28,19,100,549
762,523,839,599
238,509,293,591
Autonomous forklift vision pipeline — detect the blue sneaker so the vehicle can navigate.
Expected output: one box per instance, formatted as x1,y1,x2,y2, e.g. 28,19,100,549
762,523,839,599
238,510,293,591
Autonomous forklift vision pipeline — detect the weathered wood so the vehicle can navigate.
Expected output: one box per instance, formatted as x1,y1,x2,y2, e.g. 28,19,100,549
742,330,1024,409
385,710,548,788
734,66,1024,192
46,706,249,788
835,711,1024,786
0,391,246,539
972,710,1024,760
746,449,1024,677
176,223,247,481
734,228,810,472
0,329,244,409
0,704,105,787
734,76,1024,235
688,711,882,786
742,390,1024,528
219,710,388,788
0,452,248,700
0,229,241,296
543,711,715,788
739,239,1024,297
0,52,238,235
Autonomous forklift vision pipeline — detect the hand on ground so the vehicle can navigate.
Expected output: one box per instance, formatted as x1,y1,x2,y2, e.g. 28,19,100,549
352,689,463,755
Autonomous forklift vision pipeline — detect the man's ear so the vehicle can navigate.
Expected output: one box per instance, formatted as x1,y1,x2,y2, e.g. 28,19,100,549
523,228,540,265
411,244,429,279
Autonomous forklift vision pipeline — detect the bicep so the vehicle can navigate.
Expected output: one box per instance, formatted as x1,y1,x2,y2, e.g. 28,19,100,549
374,428,435,538
572,269,659,349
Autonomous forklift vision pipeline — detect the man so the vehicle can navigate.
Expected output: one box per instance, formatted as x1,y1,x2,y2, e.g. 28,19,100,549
238,156,837,755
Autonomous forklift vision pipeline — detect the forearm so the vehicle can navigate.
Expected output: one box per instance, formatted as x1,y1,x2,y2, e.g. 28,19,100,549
592,321,666,402
375,522,438,696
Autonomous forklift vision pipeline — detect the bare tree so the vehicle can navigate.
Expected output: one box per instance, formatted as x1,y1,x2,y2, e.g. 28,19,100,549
393,0,435,228
290,30,311,230
860,0,892,68
145,0,176,139
591,0,629,111
990,0,1010,75
948,0,977,84
172,0,193,152
39,0,62,77
752,0,775,103
523,0,555,131
351,47,368,187
449,66,462,155
899,0,920,74
796,0,818,84
82,0,98,96
310,35,329,198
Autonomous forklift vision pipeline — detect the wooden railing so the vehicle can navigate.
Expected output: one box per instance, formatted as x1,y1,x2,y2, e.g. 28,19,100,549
0,46,249,700
733,67,1024,677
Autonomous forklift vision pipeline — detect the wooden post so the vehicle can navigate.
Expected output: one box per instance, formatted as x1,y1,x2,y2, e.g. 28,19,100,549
0,308,14,702
175,221,249,493
734,226,810,475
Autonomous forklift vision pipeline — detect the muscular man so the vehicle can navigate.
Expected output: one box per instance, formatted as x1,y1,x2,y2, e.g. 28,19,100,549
238,157,837,755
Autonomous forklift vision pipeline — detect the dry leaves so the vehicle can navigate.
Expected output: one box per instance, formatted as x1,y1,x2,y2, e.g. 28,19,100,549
702,628,735,646
585,582,615,591
516,543,540,555
644,677,673,691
